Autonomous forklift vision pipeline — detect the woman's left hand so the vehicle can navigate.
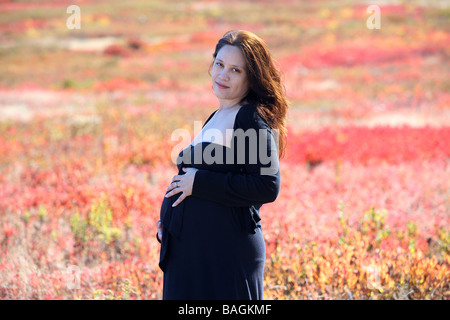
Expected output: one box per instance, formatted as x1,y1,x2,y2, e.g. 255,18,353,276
165,167,198,207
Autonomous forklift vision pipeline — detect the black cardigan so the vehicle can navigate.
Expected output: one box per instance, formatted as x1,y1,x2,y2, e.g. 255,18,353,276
191,104,281,207
158,104,281,244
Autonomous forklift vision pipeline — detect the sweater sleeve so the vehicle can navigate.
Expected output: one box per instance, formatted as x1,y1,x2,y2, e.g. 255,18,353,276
191,105,281,207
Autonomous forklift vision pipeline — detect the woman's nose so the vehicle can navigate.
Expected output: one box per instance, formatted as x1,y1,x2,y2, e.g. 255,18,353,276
218,70,229,81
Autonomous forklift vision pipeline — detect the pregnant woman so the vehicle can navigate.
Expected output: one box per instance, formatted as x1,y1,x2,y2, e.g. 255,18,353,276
157,30,288,300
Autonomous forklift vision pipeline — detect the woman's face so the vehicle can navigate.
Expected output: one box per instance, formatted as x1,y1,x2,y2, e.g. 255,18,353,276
211,45,249,105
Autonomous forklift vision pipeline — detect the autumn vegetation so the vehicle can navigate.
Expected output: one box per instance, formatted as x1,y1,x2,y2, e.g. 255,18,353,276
0,0,449,299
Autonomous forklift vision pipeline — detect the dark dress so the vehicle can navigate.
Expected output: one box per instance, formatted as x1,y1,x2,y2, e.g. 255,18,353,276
158,103,281,300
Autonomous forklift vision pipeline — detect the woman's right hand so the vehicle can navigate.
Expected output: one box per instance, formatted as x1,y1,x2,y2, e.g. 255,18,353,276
157,220,163,242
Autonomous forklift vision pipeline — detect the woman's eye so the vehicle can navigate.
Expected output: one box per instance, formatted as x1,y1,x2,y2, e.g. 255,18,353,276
214,62,240,73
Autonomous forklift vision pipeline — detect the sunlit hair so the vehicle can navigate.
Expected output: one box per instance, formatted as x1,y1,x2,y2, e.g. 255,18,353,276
210,30,289,159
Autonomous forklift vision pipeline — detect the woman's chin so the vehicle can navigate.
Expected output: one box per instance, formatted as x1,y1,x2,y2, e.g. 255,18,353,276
212,91,229,100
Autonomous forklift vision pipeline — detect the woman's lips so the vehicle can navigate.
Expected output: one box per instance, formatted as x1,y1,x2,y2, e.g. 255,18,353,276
216,82,229,89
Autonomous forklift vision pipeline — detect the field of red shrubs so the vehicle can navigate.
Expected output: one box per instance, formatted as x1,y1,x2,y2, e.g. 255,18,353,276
0,0,449,299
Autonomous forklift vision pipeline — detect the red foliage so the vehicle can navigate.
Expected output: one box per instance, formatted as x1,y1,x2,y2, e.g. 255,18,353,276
0,0,448,301
286,125,450,165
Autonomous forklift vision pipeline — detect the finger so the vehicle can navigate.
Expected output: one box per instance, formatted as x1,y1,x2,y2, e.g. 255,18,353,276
165,186,182,198
171,175,181,183
157,227,163,241
172,194,186,207
166,180,180,191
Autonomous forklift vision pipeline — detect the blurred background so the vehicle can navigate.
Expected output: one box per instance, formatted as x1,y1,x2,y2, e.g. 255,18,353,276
0,0,449,300
1,0,449,128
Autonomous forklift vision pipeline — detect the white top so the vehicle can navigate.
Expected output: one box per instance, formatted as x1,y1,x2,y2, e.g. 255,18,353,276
190,105,242,149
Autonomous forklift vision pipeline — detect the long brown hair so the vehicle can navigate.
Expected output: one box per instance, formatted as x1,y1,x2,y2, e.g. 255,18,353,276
210,30,289,159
